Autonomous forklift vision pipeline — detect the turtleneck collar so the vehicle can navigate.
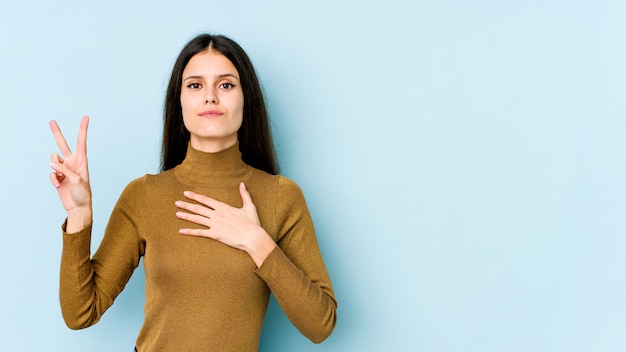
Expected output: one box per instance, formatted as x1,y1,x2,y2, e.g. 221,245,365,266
174,142,252,187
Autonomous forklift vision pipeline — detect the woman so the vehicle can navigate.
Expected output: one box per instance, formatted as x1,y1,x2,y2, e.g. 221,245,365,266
49,34,337,351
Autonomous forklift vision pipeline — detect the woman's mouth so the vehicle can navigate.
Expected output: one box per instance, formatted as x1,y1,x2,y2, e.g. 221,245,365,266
199,110,224,117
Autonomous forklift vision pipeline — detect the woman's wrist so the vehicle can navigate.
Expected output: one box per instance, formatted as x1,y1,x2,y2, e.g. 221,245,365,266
246,228,277,268
66,206,93,234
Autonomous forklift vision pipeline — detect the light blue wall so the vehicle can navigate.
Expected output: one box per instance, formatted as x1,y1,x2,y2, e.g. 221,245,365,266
1,1,625,351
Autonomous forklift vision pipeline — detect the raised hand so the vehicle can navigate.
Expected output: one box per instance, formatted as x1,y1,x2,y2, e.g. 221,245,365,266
175,182,277,267
49,116,93,232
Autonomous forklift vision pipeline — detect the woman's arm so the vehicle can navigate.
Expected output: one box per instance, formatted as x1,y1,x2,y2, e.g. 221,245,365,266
175,177,337,342
254,177,337,343
50,117,143,329
58,178,144,329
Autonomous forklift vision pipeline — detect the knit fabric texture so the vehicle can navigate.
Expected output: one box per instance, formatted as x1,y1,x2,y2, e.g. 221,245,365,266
59,142,337,351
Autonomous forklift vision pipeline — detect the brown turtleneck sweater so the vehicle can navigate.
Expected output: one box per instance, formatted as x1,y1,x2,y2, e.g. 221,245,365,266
59,143,337,351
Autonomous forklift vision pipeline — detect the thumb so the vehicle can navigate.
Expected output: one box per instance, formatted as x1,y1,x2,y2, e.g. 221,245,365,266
50,160,80,184
239,182,255,209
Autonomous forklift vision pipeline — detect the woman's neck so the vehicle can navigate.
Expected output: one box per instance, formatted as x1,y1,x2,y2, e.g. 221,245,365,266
189,135,238,153
173,141,251,187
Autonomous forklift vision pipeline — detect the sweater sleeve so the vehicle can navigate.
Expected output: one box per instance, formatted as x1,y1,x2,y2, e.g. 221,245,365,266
254,177,337,343
59,177,145,329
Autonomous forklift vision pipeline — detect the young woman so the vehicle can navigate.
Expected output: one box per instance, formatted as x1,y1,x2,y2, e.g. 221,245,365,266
49,34,337,351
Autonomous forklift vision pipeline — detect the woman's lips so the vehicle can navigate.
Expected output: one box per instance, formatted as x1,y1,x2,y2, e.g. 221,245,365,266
199,110,224,117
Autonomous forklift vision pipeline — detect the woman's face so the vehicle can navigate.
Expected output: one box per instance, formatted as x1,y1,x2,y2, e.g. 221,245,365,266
180,50,244,152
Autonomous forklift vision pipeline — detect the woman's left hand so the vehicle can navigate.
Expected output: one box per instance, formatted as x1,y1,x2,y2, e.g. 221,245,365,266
175,182,277,267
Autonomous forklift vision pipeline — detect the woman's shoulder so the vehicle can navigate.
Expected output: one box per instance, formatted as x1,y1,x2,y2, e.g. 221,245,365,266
257,172,308,207
249,167,300,189
115,172,179,207
118,174,150,195
140,169,177,185
119,171,174,193
276,174,302,192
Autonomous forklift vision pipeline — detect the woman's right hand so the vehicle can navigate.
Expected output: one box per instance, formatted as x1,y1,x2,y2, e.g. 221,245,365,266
49,116,93,232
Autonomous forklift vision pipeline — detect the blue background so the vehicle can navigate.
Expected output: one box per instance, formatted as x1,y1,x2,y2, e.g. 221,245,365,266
1,1,625,351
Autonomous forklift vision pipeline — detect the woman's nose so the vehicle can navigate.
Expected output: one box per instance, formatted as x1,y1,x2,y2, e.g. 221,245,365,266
204,89,218,104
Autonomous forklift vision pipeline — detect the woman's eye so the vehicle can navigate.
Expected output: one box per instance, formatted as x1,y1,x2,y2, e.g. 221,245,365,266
187,83,201,89
220,83,234,89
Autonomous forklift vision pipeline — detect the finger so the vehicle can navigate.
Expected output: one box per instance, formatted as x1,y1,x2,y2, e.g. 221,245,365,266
49,154,66,184
183,191,220,210
176,210,211,228
175,201,213,217
49,120,72,157
50,160,81,183
49,171,64,188
238,182,256,209
179,228,213,238
50,153,64,164
76,116,89,157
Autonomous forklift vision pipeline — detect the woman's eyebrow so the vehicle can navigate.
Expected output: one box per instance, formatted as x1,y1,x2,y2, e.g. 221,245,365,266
216,73,240,81
183,73,240,81
183,75,204,81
